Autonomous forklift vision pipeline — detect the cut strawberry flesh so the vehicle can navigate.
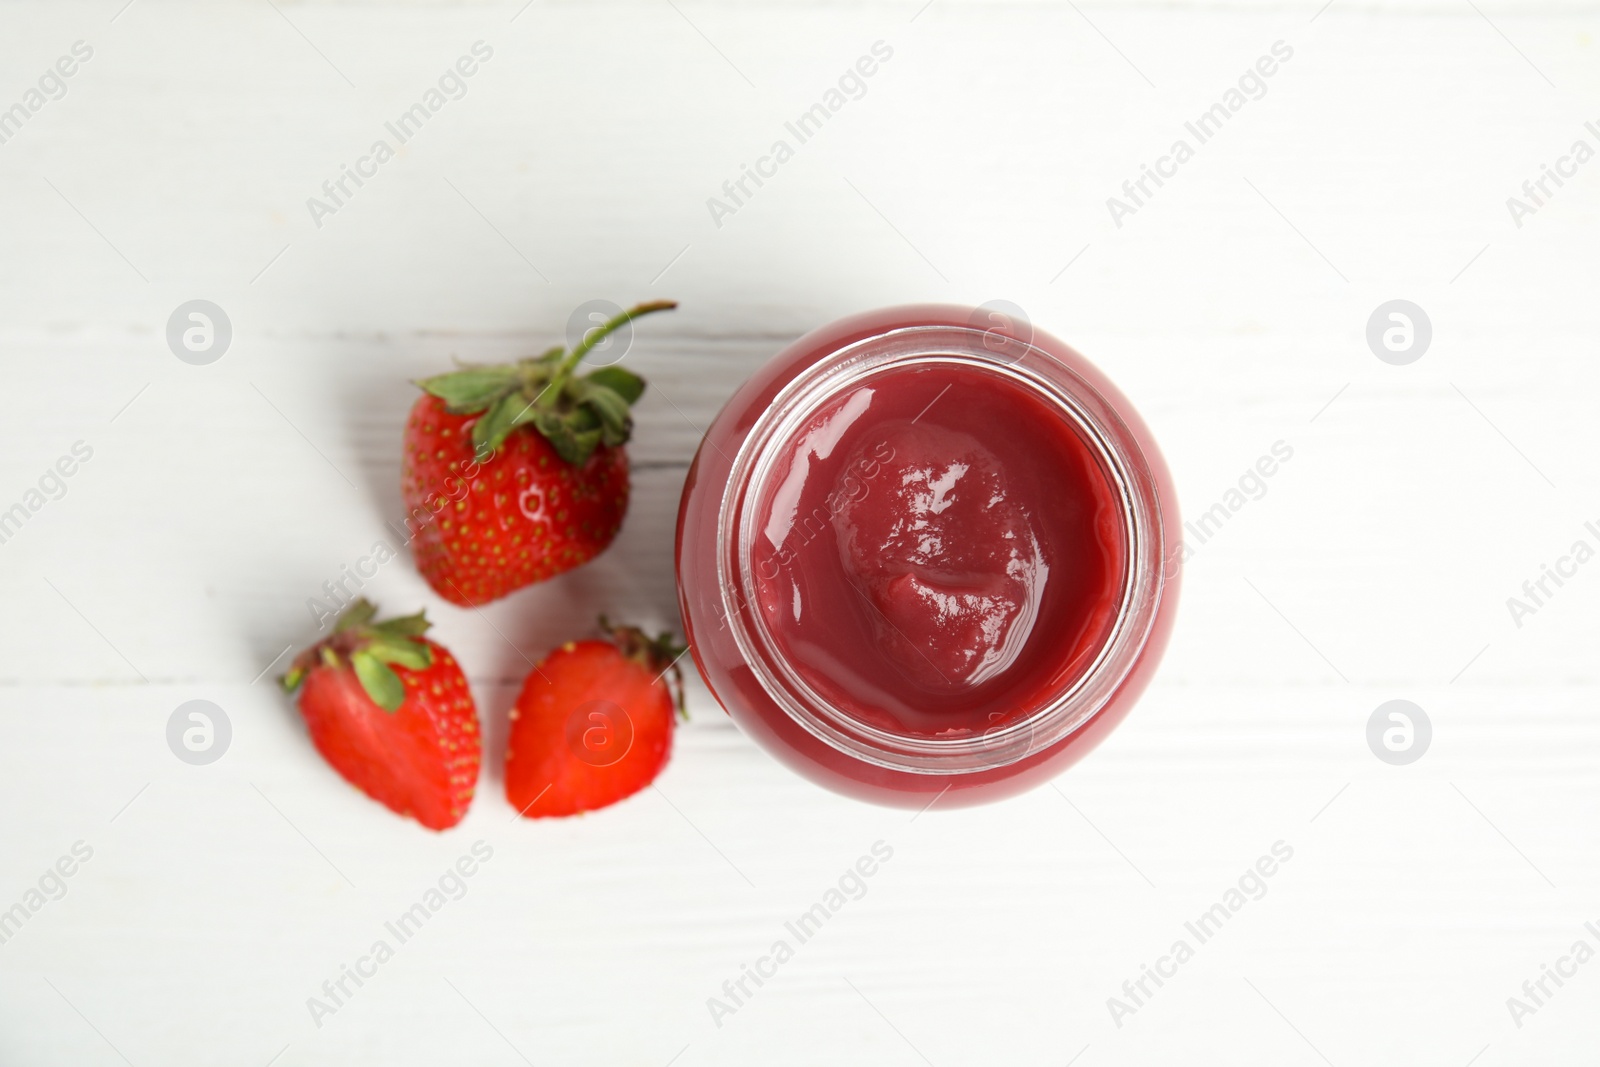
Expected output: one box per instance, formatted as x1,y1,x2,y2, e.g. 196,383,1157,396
299,663,471,831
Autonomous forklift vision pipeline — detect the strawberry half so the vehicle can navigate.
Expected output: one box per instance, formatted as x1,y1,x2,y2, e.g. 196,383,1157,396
505,619,686,819
402,300,676,607
281,600,480,831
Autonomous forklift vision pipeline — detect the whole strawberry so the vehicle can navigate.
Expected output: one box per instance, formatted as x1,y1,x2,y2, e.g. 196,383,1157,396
281,600,480,831
403,300,676,607
506,619,686,819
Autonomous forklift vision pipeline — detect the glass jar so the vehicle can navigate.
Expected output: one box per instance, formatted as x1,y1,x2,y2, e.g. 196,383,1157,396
675,305,1179,808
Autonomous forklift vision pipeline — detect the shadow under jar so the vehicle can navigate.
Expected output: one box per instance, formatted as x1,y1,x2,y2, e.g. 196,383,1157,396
675,306,1180,808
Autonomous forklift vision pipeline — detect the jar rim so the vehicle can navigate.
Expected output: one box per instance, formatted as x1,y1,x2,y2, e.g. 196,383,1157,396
715,323,1171,775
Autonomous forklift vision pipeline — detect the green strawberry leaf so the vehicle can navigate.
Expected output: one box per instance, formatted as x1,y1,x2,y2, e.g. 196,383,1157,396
532,409,604,466
366,635,432,671
570,379,634,445
351,649,406,713
470,393,531,459
371,610,431,638
334,599,377,633
282,601,438,710
584,366,646,406
420,301,674,464
416,365,521,413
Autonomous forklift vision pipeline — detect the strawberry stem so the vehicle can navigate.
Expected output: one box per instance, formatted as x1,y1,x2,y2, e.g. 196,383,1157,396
547,300,677,396
416,300,676,467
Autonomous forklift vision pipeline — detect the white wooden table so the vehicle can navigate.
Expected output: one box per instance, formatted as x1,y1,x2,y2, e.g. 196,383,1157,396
2,0,1598,1063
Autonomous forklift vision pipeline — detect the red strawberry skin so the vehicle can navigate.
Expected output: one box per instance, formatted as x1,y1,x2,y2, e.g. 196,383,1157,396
402,394,630,607
505,640,675,818
296,639,481,831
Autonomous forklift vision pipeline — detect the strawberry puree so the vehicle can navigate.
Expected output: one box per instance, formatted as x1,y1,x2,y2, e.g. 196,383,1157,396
748,363,1124,737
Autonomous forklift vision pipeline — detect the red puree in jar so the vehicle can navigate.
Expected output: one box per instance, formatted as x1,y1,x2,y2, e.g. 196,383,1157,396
676,306,1179,808
748,362,1125,738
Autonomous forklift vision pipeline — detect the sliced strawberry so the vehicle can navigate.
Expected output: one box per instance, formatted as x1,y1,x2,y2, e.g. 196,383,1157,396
281,600,480,831
505,620,685,819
